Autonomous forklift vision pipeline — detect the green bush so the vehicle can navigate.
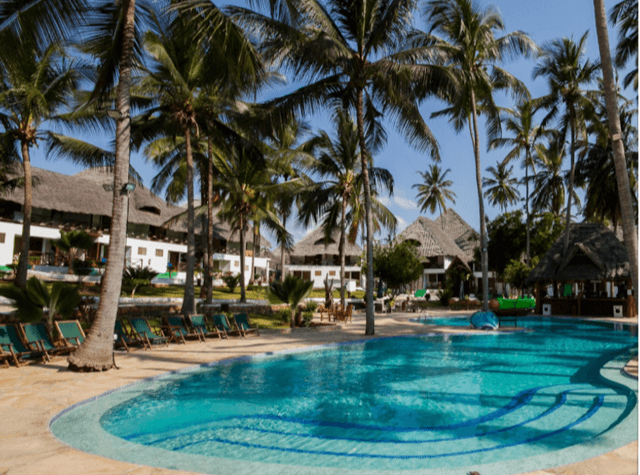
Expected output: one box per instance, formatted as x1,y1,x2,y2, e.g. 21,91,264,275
302,311,313,327
437,288,454,306
223,274,242,293
305,301,318,312
274,309,290,324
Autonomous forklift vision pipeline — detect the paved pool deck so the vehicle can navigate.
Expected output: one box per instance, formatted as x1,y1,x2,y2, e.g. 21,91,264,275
0,311,637,475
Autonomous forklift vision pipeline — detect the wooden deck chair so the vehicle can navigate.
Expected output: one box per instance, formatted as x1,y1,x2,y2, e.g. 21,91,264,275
21,323,75,362
127,317,169,349
188,315,223,340
212,314,242,338
114,321,145,352
54,320,86,348
233,314,260,337
0,324,46,366
166,316,204,343
344,304,353,323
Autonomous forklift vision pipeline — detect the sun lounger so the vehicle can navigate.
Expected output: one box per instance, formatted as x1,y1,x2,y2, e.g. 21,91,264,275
212,314,243,338
188,315,223,340
21,323,75,362
0,324,47,366
127,317,169,349
54,320,86,347
165,316,204,343
233,313,260,337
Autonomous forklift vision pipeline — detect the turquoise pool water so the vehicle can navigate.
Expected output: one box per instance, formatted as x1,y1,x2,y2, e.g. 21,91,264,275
51,318,637,475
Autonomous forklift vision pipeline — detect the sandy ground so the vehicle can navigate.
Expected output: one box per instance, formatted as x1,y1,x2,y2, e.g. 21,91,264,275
0,311,637,475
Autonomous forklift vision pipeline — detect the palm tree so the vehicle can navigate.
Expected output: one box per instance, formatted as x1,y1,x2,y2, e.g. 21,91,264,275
413,164,457,225
425,0,537,311
269,274,314,328
0,39,85,288
53,230,96,275
609,0,638,89
482,161,521,213
533,32,599,256
489,101,542,264
593,0,638,296
235,0,445,335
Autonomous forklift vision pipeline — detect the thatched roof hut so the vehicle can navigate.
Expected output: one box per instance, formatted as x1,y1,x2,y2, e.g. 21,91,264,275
526,223,631,283
2,167,270,247
288,226,362,257
434,209,478,259
397,216,471,267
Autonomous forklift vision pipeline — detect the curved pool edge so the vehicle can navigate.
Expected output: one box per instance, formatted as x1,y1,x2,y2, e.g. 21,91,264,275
48,329,638,475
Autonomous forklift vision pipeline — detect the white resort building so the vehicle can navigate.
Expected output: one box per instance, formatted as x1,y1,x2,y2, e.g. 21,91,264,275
0,167,270,284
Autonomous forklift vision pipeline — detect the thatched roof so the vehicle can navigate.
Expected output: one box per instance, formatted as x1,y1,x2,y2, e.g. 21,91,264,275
2,167,270,247
288,226,363,257
434,208,478,258
397,216,471,264
526,223,631,283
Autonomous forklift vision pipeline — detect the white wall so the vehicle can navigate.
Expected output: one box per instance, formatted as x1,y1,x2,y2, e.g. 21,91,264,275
287,264,362,288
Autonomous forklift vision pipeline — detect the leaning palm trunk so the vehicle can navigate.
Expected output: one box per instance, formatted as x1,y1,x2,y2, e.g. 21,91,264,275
470,91,489,312
562,121,577,255
181,127,196,318
16,142,33,288
593,0,639,297
339,195,347,308
525,147,531,266
250,227,257,284
356,91,375,335
206,137,214,303
280,214,287,281
68,0,137,372
239,214,247,303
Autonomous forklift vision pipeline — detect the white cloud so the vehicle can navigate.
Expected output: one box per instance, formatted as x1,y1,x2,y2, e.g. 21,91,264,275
379,195,418,211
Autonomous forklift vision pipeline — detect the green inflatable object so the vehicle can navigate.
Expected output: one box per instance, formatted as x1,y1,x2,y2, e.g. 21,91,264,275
414,289,427,298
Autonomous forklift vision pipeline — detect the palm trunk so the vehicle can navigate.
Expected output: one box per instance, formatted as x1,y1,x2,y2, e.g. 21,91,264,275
181,127,196,318
280,214,287,281
525,147,531,266
593,0,639,297
68,0,136,372
239,213,247,303
206,137,214,303
562,119,577,255
250,224,257,285
16,141,32,288
470,90,489,312
340,194,347,308
356,88,375,335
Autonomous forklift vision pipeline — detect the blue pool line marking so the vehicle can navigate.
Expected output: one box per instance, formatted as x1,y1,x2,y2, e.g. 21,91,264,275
166,396,605,459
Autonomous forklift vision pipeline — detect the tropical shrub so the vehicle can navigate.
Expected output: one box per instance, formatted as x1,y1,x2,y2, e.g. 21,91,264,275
223,274,242,293
53,230,96,274
122,266,159,297
302,311,314,327
305,301,319,312
269,275,314,328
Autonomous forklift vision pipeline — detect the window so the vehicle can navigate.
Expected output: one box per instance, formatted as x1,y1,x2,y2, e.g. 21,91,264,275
138,247,147,256
0,233,5,244
155,249,163,257
315,270,322,276
234,261,239,267
329,270,336,276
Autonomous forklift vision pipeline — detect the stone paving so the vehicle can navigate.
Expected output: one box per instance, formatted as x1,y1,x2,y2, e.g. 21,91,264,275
0,311,636,475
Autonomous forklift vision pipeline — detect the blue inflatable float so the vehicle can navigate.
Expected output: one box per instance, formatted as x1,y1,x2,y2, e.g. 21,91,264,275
470,311,499,330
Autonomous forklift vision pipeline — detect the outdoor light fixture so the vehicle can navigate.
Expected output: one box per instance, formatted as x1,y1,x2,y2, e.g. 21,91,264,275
124,183,136,192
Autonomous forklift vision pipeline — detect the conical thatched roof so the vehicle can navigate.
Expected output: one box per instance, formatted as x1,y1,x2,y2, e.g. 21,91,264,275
434,208,478,258
397,216,470,264
526,223,631,283
288,226,363,257
2,167,270,247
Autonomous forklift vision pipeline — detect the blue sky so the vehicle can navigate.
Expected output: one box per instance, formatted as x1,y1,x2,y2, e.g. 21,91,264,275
29,0,635,246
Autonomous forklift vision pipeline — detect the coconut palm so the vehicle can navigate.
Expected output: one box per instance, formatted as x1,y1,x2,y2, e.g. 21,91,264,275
532,32,599,256
482,162,521,213
53,230,96,275
0,39,87,288
413,164,457,225
489,101,543,264
269,274,314,329
609,0,638,89
234,0,445,335
424,0,537,310
592,0,638,296
300,110,394,307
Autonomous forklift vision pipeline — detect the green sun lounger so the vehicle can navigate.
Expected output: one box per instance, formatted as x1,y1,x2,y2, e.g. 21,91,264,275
114,321,145,352
188,315,223,340
414,289,427,298
166,316,204,343
0,324,46,366
212,314,242,338
21,323,75,362
127,317,169,349
54,320,86,347
233,314,260,337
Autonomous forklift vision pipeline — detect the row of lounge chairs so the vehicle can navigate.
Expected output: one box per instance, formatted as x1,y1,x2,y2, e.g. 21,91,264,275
0,313,260,367
317,304,353,323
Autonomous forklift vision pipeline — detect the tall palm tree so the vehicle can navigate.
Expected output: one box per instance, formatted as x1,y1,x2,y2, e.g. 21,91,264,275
533,32,599,256
489,101,542,264
0,40,85,288
235,0,444,335
482,161,521,213
609,0,638,89
413,164,456,225
301,110,394,307
425,0,537,310
593,0,638,296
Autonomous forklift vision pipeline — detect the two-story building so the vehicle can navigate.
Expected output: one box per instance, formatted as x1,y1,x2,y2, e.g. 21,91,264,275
0,167,270,284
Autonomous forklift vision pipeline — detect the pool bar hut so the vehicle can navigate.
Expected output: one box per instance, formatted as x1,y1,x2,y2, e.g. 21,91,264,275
526,223,637,318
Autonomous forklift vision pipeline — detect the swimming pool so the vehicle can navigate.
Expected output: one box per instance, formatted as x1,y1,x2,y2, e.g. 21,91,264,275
51,318,637,475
